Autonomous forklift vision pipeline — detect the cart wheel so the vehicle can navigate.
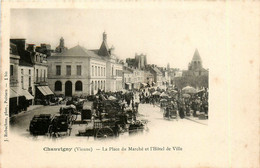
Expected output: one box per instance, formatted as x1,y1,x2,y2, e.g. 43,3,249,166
95,127,114,139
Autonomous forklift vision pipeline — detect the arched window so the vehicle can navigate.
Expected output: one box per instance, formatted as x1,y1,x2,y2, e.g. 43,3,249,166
100,81,103,89
55,81,62,91
91,81,94,94
75,81,82,91
95,81,97,90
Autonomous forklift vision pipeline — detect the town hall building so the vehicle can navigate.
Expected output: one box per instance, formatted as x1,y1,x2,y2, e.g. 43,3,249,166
47,32,123,97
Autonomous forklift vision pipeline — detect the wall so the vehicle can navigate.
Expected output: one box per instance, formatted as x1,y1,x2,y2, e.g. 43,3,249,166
18,66,34,95
10,54,20,87
90,58,107,94
47,56,89,96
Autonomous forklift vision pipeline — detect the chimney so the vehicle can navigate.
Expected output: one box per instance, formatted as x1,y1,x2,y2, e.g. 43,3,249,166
110,45,115,55
27,44,36,52
10,39,26,51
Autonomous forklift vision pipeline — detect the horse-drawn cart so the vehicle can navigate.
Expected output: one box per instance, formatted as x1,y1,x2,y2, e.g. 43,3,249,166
78,118,147,139
163,105,178,120
29,114,72,137
29,105,78,137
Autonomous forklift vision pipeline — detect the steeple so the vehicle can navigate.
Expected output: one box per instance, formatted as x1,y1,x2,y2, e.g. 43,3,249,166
191,48,203,70
192,48,202,62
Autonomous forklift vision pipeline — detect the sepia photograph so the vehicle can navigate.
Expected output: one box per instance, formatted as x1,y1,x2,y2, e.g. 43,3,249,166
1,1,259,168
9,8,209,140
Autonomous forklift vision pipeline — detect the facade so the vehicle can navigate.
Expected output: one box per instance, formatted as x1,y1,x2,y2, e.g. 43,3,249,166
47,45,90,97
182,49,209,77
90,57,107,95
10,43,20,88
10,39,52,104
123,66,134,90
147,65,163,86
18,64,34,93
132,68,145,89
48,32,123,96
9,42,35,116
27,44,50,101
158,66,171,86
144,70,154,86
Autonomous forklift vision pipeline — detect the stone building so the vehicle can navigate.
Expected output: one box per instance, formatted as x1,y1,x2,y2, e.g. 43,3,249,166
182,49,208,77
147,65,163,86
122,66,134,90
126,53,147,69
9,42,35,116
47,32,123,96
10,39,52,104
143,70,154,86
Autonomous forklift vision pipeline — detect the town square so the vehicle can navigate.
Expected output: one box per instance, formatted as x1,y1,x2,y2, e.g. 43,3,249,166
1,2,259,168
9,9,209,140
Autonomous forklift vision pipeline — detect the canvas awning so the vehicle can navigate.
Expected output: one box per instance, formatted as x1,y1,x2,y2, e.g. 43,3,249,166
43,86,54,95
20,89,34,100
9,87,19,98
37,86,54,96
10,87,34,100
37,86,48,96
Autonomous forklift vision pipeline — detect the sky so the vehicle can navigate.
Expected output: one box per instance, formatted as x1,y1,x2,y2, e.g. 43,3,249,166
10,7,226,69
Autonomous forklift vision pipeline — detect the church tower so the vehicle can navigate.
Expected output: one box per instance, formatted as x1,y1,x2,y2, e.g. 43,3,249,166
190,48,203,70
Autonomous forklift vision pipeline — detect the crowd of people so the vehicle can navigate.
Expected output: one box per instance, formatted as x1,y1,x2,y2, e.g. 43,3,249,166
60,85,208,121
137,86,208,119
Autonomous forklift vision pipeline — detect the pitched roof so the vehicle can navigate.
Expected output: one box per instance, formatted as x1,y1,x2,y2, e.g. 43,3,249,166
192,48,202,62
19,59,33,67
123,66,134,73
98,40,110,56
53,45,106,59
150,66,162,74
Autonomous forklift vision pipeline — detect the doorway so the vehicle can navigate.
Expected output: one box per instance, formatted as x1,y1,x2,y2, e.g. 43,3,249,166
65,81,72,97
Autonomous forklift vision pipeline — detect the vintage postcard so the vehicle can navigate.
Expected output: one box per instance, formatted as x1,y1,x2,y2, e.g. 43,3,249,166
0,1,259,168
